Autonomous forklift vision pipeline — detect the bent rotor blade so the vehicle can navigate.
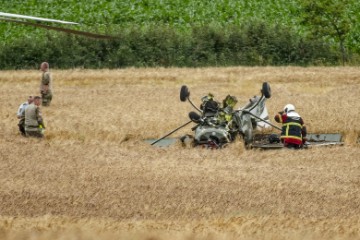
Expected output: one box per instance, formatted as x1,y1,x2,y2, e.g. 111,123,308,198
0,18,116,40
151,120,193,145
0,11,78,25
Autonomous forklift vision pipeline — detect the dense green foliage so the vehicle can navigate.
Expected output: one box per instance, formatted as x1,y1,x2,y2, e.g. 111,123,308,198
0,0,359,68
299,0,358,65
0,23,338,69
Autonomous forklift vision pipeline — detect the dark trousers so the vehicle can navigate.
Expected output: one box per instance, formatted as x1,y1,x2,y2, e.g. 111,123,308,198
41,92,53,106
18,118,26,136
25,130,44,138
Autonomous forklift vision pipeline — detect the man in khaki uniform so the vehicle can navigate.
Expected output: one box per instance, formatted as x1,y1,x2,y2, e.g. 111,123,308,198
25,96,45,138
40,62,52,106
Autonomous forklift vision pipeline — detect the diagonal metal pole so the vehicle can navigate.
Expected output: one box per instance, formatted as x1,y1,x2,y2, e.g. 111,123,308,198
187,97,202,113
242,110,282,131
151,120,193,145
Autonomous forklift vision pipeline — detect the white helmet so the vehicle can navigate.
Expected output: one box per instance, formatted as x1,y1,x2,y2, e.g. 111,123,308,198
284,104,295,113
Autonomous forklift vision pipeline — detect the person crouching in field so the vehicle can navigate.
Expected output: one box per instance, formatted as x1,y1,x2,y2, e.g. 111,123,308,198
17,96,33,136
40,62,52,106
274,104,307,149
25,96,45,138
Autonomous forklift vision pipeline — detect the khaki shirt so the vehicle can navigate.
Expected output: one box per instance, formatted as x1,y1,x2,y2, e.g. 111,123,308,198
25,103,45,129
40,71,52,94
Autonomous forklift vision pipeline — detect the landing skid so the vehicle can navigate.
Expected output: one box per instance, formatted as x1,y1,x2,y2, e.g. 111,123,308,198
145,133,344,149
252,133,344,149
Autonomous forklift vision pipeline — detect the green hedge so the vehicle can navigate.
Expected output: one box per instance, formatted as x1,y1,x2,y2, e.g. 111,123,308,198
0,22,339,69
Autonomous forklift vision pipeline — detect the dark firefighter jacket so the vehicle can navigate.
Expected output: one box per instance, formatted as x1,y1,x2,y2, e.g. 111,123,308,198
274,111,305,146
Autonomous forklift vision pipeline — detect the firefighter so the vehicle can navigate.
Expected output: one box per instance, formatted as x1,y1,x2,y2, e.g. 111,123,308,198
274,104,307,149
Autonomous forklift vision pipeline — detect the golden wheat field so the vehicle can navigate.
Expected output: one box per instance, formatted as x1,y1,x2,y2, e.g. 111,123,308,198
0,67,360,240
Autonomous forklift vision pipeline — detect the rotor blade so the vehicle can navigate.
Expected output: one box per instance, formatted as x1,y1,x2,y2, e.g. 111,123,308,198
242,110,282,131
0,18,116,40
0,12,78,25
151,120,193,145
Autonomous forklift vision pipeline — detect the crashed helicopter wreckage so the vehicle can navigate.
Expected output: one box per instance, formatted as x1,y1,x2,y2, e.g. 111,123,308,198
147,82,344,149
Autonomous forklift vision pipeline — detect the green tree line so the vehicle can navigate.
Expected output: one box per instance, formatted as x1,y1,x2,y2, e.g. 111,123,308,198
0,23,338,69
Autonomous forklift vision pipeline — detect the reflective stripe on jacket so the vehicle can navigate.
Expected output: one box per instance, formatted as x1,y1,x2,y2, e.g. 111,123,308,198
275,111,304,145
281,122,303,142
